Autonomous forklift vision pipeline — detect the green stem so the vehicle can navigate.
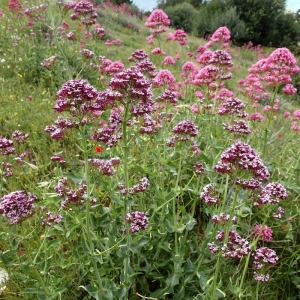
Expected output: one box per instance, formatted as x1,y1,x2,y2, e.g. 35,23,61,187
237,252,251,299
81,127,103,292
255,282,260,300
122,104,131,297
173,154,183,272
22,227,49,296
208,184,239,298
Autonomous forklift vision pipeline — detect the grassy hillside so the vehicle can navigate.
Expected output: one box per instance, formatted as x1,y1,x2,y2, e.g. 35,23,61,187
0,1,300,299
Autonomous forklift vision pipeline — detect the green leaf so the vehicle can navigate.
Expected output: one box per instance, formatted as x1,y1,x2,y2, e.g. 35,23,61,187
150,288,169,299
66,223,80,238
0,250,17,267
130,235,150,253
228,285,241,295
166,273,180,290
216,288,226,298
80,284,101,300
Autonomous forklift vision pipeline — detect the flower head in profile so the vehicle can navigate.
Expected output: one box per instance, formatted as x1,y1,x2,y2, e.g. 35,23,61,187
8,0,22,12
162,56,175,66
173,29,187,45
282,84,297,95
153,70,176,87
167,120,199,146
214,141,270,182
200,183,219,206
208,26,231,45
145,9,170,29
71,0,97,26
41,56,57,69
54,79,98,115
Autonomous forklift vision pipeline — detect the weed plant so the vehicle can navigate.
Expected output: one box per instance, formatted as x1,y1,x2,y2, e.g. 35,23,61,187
0,1,300,300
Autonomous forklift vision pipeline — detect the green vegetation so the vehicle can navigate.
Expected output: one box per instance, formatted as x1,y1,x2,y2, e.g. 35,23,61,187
159,0,300,49
0,1,300,299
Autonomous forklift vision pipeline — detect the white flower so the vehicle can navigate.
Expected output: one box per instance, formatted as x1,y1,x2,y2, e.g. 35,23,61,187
0,268,9,290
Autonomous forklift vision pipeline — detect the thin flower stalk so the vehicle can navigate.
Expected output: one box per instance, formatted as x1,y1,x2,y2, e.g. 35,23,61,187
81,126,104,292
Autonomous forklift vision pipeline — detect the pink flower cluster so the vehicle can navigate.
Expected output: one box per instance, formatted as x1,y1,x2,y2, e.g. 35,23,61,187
70,0,97,26
88,157,120,176
145,9,170,29
240,48,299,102
125,211,149,233
153,70,176,87
41,56,57,69
0,190,36,224
282,83,297,95
252,247,279,282
105,39,121,46
118,177,150,195
173,29,187,46
208,229,251,259
194,162,205,175
139,114,162,135
254,182,287,207
212,213,237,225
81,49,94,59
252,224,273,242
167,120,199,147
8,0,22,12
200,184,219,206
42,211,63,227
0,136,15,155
162,56,175,66
94,23,105,38
217,96,247,117
11,130,29,144
55,177,96,209
51,155,66,165
24,3,48,21
222,120,251,135
214,141,270,182
206,26,231,48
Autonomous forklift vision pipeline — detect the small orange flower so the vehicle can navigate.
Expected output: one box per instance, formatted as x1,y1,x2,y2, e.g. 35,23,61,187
77,21,82,27
278,133,283,138
95,145,104,153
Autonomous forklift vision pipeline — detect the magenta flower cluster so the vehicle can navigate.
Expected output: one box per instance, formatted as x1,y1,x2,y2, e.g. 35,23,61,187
88,157,120,176
118,177,150,196
0,190,36,224
208,229,251,259
256,182,287,205
252,224,273,242
213,140,270,182
42,211,63,227
167,120,199,147
55,177,96,209
41,56,57,69
252,247,279,282
45,79,99,139
125,211,149,233
70,0,97,26
0,136,15,155
96,66,154,117
200,184,219,206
